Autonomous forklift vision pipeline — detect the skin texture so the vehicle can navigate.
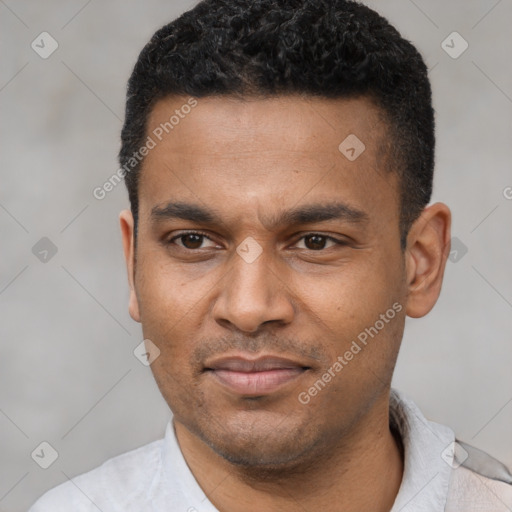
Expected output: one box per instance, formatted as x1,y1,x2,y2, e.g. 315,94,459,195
120,95,451,511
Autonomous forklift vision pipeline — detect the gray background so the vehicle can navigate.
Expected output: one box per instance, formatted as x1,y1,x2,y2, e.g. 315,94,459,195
1,0,511,510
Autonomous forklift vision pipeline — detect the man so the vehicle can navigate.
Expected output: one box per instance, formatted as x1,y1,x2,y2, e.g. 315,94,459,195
30,0,512,510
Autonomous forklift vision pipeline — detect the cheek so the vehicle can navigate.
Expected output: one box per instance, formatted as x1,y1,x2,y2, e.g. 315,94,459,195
298,258,396,338
134,261,191,357
136,250,202,320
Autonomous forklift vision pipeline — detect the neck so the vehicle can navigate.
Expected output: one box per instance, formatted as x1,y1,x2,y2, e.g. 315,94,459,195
175,392,403,512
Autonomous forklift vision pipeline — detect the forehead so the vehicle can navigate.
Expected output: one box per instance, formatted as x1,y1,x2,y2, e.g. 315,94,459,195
146,94,388,154
138,94,399,231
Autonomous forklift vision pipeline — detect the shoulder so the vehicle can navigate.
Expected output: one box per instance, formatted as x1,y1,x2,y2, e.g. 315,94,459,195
446,440,512,511
28,438,163,511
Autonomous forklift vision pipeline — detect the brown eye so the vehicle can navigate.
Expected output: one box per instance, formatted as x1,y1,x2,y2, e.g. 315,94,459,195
168,231,218,250
304,235,327,250
295,234,341,251
179,233,204,249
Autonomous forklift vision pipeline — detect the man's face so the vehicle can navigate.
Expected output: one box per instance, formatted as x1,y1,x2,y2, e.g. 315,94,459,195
124,95,409,467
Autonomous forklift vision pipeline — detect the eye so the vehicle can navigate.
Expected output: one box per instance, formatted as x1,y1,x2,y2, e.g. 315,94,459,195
168,231,218,250
294,234,343,251
166,231,346,252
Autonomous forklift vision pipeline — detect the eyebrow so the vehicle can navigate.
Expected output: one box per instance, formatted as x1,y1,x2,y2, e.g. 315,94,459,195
150,201,369,229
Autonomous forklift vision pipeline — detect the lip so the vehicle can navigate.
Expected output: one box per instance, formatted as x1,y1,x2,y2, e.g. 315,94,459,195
204,355,310,396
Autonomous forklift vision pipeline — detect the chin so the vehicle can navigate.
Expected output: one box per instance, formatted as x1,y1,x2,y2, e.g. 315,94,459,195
193,412,327,473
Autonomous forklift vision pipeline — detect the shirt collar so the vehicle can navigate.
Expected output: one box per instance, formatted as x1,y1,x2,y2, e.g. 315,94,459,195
390,388,455,511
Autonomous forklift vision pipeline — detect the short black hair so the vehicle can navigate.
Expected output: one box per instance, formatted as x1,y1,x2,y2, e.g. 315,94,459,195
120,0,434,249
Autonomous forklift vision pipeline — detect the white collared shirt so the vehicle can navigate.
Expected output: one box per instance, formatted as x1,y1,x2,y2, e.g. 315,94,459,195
29,388,512,511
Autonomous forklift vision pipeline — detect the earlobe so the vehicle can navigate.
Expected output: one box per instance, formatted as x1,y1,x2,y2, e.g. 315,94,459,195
119,209,141,323
404,203,451,318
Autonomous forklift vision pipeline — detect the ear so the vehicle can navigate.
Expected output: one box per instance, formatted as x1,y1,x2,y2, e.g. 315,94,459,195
119,209,141,323
404,202,451,318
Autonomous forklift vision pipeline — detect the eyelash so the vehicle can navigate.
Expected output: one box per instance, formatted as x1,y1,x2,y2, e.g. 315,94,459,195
166,231,346,251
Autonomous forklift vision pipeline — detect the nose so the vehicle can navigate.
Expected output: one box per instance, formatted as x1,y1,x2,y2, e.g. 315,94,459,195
212,245,295,333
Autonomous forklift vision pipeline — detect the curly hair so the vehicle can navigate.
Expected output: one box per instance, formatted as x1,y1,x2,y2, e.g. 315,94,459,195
120,0,434,249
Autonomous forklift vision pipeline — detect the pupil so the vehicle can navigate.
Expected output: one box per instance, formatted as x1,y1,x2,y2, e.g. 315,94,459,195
183,234,203,249
306,235,325,250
